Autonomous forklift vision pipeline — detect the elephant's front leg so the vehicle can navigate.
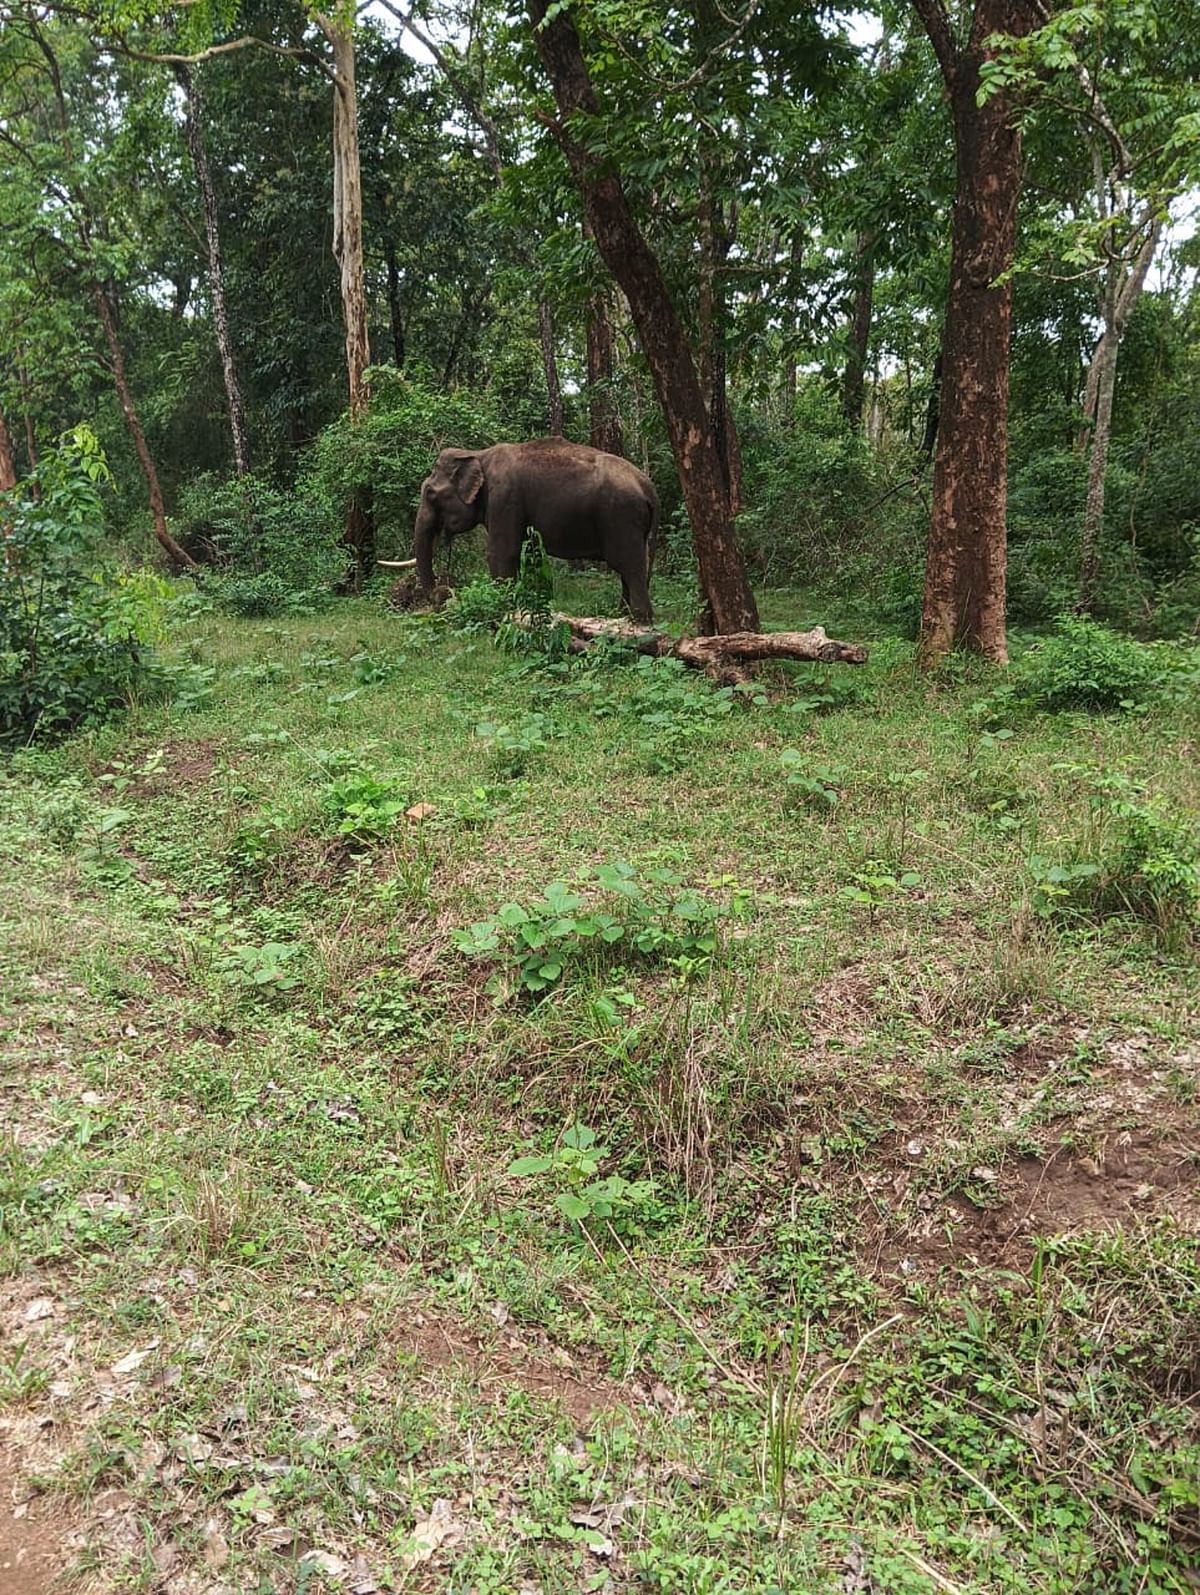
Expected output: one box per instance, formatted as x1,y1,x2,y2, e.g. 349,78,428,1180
484,507,524,582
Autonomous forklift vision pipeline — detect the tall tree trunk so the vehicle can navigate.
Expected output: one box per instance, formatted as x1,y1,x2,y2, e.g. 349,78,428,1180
0,405,16,492
538,299,564,435
586,285,624,455
1077,219,1160,609
384,237,406,368
176,63,251,479
841,230,876,429
1078,305,1118,612
318,16,373,584
0,404,15,573
94,286,196,570
529,0,758,634
912,0,1034,667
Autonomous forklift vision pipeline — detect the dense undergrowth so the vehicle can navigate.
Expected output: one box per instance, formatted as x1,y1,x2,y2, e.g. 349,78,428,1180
1,576,1198,1592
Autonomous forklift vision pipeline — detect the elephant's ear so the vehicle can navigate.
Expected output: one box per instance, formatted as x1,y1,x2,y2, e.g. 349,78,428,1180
450,454,485,506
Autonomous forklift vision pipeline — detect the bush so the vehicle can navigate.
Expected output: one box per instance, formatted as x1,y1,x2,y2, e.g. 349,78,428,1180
174,472,341,612
1028,768,1199,930
1008,615,1167,712
0,428,162,746
302,368,501,561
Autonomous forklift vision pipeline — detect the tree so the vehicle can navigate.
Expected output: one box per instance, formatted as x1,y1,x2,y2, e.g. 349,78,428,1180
0,9,196,568
175,63,252,478
527,0,759,633
984,0,1200,611
910,0,1038,665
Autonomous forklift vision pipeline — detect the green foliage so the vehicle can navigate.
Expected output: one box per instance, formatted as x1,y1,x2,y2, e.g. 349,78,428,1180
454,861,727,996
494,535,571,660
780,750,843,809
219,939,303,993
474,713,552,778
0,428,162,746
989,616,1189,716
323,771,408,841
1028,767,1199,928
507,1123,657,1232
446,575,518,634
736,386,900,583
174,473,341,614
304,371,500,554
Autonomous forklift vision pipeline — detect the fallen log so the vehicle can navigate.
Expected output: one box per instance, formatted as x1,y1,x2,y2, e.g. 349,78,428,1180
556,615,868,675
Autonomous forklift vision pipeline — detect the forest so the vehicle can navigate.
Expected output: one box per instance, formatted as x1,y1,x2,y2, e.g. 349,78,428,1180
1,0,1200,1590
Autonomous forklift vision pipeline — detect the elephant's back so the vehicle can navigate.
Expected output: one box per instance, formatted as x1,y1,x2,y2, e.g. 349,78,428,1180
496,438,654,503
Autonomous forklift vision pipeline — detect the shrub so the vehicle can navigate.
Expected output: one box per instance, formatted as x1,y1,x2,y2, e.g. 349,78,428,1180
174,472,341,612
1028,767,1199,929
1002,615,1178,714
0,427,161,746
303,369,500,561
454,861,728,996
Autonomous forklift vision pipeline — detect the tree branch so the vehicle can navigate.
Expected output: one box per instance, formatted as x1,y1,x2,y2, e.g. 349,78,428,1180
910,0,958,90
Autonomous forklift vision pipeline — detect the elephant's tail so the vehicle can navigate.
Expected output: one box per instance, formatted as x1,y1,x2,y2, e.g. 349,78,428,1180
645,488,660,577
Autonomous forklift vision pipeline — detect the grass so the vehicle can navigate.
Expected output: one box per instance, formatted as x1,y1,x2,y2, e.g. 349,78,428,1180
1,573,1198,1592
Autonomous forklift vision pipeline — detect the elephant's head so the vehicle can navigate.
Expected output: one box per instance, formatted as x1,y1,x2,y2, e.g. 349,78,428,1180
413,448,486,593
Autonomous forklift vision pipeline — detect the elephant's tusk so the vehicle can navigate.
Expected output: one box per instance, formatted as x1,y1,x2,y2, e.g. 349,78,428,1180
376,558,418,569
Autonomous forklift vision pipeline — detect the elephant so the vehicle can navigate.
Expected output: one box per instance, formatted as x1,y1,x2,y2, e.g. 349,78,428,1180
412,438,658,624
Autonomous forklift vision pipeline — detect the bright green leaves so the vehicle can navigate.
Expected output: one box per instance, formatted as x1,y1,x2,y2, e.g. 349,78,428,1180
453,860,729,996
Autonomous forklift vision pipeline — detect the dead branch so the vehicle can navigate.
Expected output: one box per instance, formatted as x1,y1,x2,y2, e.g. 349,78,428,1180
555,615,868,674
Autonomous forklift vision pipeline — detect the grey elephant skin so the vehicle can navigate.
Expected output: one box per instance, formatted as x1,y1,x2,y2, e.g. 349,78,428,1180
412,438,658,623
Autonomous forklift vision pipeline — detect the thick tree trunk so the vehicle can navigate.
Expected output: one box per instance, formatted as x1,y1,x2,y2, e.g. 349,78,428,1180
176,64,251,479
319,18,374,585
841,231,876,429
384,237,406,368
913,0,1034,667
323,25,370,420
538,299,564,435
528,0,759,634
94,286,196,570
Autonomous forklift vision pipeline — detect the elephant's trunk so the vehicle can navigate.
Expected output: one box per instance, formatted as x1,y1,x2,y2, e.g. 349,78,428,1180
413,502,438,593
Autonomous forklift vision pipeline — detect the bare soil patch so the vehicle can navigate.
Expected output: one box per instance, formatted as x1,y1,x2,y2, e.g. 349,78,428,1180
875,1131,1200,1281
0,1448,73,1595
395,1307,629,1427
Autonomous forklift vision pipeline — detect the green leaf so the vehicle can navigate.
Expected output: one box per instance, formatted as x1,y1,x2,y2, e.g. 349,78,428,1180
508,1155,553,1176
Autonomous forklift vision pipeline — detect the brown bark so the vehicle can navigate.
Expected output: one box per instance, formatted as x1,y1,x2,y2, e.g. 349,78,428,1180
94,286,196,570
538,298,564,434
558,614,867,673
912,0,1035,668
176,64,251,479
586,288,624,456
528,0,758,635
0,406,16,492
841,231,876,429
0,404,14,574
